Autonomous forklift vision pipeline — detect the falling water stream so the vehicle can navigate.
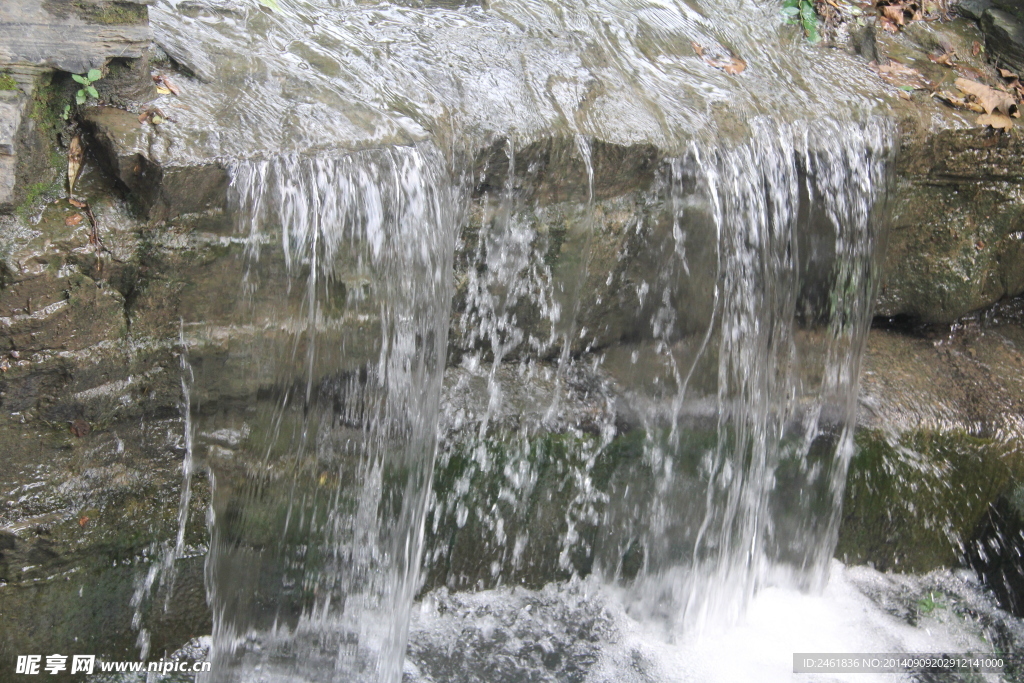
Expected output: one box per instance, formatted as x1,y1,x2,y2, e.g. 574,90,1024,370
133,0,930,680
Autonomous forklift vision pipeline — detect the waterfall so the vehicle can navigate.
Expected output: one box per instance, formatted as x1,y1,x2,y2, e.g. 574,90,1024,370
430,118,892,633
193,146,462,681
615,118,892,630
145,0,900,678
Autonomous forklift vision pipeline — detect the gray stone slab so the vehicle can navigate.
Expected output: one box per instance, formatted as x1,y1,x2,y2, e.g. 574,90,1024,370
0,0,152,74
0,94,23,157
0,91,27,207
983,8,1024,73
959,0,993,20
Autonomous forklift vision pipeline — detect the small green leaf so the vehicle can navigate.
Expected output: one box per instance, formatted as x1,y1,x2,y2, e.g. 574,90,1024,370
86,85,99,99
782,6,800,15
72,74,88,85
898,85,915,91
800,1,820,42
151,114,164,124
258,0,280,10
60,104,71,120
76,90,86,105
87,69,102,83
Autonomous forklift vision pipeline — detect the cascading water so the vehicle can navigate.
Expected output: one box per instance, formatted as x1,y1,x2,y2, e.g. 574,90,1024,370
428,118,892,633
186,147,462,681
142,0,907,678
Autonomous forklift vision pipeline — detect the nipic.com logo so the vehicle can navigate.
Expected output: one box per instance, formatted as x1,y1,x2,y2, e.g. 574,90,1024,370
14,655,211,675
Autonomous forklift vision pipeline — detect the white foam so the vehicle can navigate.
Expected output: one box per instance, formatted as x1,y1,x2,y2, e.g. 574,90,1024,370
407,562,1012,683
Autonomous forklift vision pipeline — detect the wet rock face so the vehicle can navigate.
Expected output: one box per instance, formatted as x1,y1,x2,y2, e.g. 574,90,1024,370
967,485,1024,616
0,0,152,74
877,129,1024,323
983,8,1024,74
0,3,1023,661
841,307,1024,577
82,107,229,221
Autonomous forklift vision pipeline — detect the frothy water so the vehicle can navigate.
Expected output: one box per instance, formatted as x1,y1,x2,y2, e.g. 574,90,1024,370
406,562,1016,683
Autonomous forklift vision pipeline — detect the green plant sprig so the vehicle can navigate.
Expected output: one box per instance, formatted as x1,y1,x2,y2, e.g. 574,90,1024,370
782,0,821,43
72,69,103,105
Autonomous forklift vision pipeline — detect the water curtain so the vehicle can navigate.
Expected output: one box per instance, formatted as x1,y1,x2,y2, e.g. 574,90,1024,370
200,147,460,681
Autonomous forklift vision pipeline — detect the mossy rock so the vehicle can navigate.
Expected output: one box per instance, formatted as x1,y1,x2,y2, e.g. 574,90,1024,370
836,429,1024,572
966,482,1024,616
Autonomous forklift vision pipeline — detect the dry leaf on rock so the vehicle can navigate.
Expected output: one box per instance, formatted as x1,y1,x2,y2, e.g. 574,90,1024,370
68,197,87,209
65,213,83,227
870,60,931,90
877,0,922,31
934,91,985,112
67,135,83,197
977,112,1014,130
928,50,955,66
152,74,180,96
955,77,1019,117
691,42,746,75
998,68,1024,97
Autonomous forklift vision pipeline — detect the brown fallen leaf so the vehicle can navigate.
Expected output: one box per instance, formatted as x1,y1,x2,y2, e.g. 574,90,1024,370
977,112,1014,130
691,42,746,75
67,135,83,197
68,197,87,209
972,41,982,56
138,107,167,126
877,0,922,31
70,418,90,437
78,516,90,528
882,5,907,27
153,73,181,97
870,60,931,90
65,213,83,227
933,91,986,112
710,56,747,75
956,77,1019,117
928,50,955,66
998,68,1024,97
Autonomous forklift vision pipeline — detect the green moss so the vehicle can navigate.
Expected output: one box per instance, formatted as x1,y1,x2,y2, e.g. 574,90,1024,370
29,74,64,143
17,180,61,219
0,72,18,91
836,429,1024,572
544,222,567,266
73,1,146,24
